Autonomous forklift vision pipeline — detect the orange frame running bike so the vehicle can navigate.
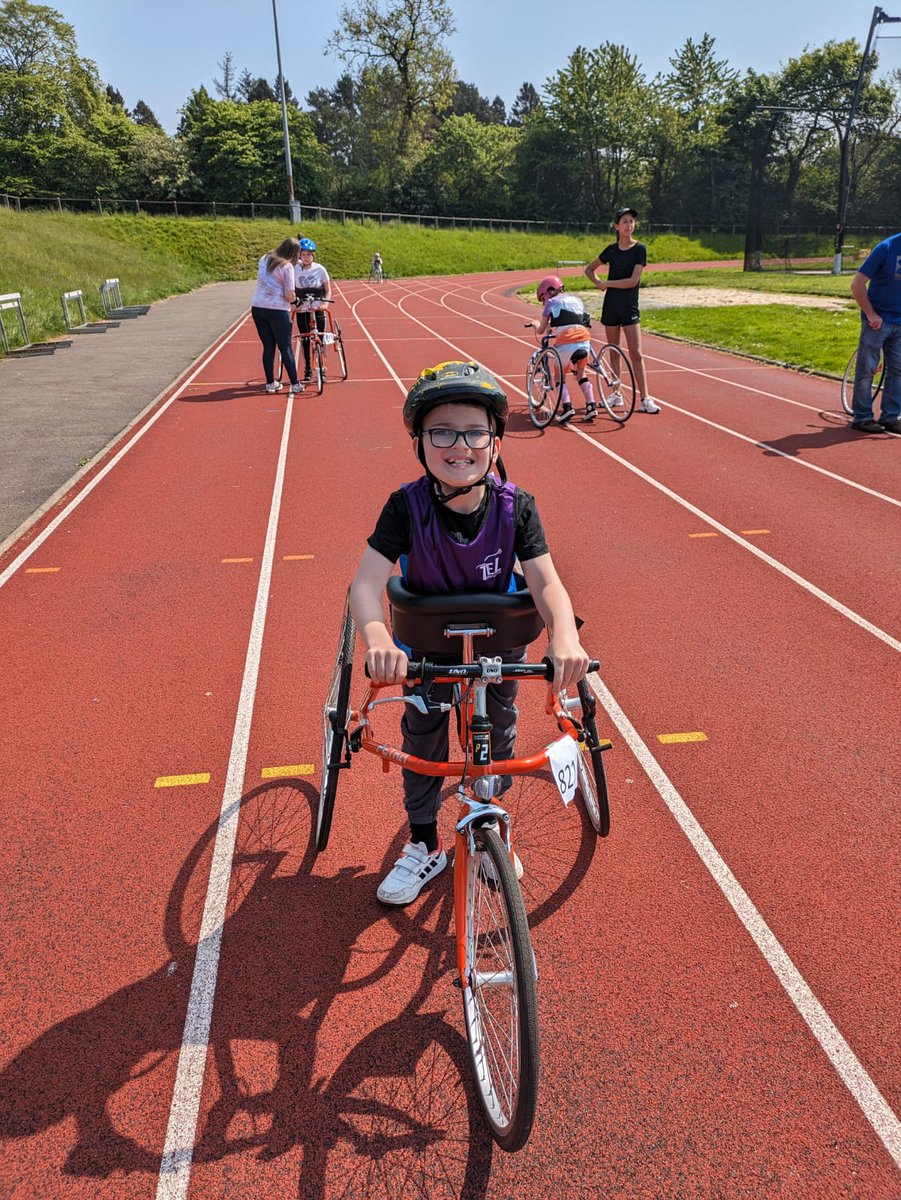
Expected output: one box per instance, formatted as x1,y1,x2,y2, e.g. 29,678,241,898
316,579,611,1152
279,293,348,393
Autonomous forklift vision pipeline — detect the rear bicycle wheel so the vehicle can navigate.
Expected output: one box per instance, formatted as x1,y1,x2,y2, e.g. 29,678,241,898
461,823,539,1152
317,592,355,853
574,679,611,837
841,348,885,415
594,344,636,422
525,348,563,428
277,327,301,385
334,324,348,380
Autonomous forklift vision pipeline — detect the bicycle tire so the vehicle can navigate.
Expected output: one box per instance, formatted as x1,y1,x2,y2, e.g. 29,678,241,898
525,347,563,428
335,325,348,380
461,823,539,1152
314,339,325,395
317,594,355,853
593,344,636,422
575,679,611,837
841,348,885,415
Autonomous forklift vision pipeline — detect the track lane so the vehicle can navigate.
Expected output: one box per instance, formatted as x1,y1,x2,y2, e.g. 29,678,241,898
176,274,900,1196
0,273,898,1199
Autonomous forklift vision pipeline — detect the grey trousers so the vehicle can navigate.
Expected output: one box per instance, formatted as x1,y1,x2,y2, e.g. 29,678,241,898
400,652,523,823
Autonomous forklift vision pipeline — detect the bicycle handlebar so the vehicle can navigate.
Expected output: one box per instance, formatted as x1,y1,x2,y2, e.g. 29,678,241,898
365,658,599,682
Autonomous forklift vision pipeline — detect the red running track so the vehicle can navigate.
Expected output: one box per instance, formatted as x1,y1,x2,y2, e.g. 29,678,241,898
0,270,899,1200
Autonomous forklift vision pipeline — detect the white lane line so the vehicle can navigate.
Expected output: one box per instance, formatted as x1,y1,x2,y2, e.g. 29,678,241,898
564,421,900,653
380,282,901,655
155,395,295,1199
457,278,846,416
417,284,900,510
587,671,901,1172
0,311,250,589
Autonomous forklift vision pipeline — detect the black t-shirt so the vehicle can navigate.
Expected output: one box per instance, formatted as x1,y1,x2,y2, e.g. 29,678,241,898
598,241,647,308
368,481,548,565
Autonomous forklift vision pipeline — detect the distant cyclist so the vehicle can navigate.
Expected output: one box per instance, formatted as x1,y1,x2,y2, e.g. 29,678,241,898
294,237,332,382
526,275,596,422
371,252,384,283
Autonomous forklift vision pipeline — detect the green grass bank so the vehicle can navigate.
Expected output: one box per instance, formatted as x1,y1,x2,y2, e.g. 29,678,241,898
1,208,811,353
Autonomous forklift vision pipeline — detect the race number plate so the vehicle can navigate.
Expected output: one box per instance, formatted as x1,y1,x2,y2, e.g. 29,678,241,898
322,332,335,345
547,735,580,806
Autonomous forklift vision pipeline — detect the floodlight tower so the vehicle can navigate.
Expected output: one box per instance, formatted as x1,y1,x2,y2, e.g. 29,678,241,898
272,0,301,223
833,5,901,274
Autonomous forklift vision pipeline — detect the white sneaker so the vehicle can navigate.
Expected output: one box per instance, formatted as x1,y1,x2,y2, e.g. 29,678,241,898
608,392,624,408
377,840,447,905
639,397,661,414
289,382,304,394
264,381,283,393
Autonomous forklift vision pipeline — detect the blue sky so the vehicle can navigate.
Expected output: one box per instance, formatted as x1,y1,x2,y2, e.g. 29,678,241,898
53,0,901,133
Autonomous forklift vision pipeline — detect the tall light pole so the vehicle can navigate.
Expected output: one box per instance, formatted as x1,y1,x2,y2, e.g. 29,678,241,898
833,5,901,274
272,0,301,224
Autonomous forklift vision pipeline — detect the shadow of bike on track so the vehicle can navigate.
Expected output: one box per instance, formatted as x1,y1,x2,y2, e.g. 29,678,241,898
0,763,599,1196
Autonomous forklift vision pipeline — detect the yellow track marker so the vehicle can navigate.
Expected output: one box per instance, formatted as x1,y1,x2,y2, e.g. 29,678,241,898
689,532,718,539
658,732,708,744
740,529,770,535
221,557,254,563
283,554,315,561
261,764,315,779
154,772,212,788
25,566,61,573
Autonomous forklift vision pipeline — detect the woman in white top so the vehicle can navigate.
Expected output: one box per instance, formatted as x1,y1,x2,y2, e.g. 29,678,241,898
251,238,303,394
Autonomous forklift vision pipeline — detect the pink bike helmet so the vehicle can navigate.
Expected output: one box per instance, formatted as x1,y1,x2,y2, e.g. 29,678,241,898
537,274,563,302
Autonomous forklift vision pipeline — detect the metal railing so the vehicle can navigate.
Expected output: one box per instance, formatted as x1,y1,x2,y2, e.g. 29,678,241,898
1,192,897,240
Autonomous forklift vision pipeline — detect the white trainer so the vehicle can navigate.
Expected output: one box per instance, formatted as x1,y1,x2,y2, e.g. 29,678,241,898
264,381,283,393
608,392,624,408
377,840,447,905
289,381,305,394
639,397,661,413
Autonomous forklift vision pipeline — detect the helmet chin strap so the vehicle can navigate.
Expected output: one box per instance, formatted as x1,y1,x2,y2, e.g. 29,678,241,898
416,438,507,505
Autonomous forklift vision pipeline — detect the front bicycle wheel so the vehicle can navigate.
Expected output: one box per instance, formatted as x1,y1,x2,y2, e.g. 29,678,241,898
334,324,348,380
317,592,355,853
313,339,325,395
461,823,539,1152
841,348,885,415
525,348,563,428
594,344,636,422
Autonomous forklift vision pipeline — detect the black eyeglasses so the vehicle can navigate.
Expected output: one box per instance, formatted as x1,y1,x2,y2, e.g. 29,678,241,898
423,427,494,449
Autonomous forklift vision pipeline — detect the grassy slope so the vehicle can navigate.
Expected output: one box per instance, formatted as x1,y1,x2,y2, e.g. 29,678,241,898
0,210,856,372
0,209,762,350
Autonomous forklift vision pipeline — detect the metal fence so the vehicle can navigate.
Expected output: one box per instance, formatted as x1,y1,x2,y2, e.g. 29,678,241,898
0,192,896,240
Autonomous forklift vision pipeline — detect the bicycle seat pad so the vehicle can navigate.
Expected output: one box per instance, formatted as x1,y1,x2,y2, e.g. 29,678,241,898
387,576,545,655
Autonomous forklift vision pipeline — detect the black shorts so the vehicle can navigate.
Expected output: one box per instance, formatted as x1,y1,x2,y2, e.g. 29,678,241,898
601,292,640,327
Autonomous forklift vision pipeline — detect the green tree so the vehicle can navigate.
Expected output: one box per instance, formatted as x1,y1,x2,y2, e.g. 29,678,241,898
509,81,542,126
546,43,648,218
178,87,330,204
328,0,456,158
406,113,519,214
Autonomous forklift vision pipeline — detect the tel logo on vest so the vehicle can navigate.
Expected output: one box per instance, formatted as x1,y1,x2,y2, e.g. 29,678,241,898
478,548,503,583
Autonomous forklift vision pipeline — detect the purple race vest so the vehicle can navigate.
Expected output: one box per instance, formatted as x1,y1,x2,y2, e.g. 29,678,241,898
402,476,516,594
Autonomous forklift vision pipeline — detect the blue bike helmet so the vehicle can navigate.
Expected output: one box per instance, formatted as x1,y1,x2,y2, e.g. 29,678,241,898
299,237,317,252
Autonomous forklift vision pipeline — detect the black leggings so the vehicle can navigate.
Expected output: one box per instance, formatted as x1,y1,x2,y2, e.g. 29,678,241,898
297,309,326,373
251,306,298,385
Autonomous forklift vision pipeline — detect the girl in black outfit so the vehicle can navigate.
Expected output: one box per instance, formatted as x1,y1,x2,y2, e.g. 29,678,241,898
585,207,660,413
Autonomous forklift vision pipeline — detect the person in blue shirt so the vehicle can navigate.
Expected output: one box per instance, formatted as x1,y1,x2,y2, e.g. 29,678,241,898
849,231,901,434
